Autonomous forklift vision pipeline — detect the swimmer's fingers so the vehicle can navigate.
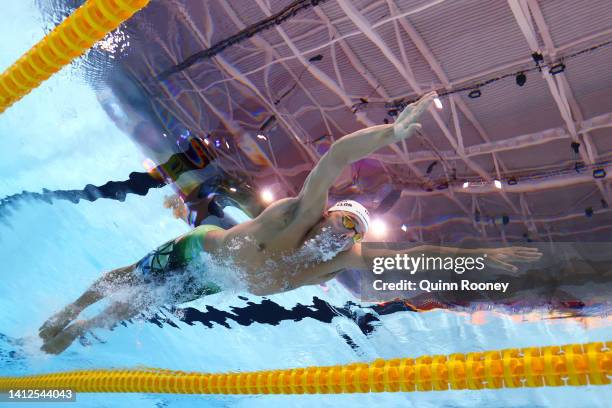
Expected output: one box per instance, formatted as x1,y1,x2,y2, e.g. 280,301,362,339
508,247,543,261
411,91,436,119
395,102,414,124
393,95,433,141
487,257,519,273
511,246,541,253
395,91,436,126
38,304,80,341
509,254,542,261
513,253,542,261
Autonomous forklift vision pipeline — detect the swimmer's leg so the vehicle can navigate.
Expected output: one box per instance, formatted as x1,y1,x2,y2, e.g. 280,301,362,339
38,263,139,342
41,300,141,355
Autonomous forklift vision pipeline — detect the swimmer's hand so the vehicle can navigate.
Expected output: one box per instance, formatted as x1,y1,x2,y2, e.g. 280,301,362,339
40,320,87,355
392,91,436,142
38,303,81,342
482,246,543,273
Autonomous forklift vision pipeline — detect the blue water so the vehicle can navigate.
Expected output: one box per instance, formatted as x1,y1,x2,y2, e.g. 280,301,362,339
0,1,610,407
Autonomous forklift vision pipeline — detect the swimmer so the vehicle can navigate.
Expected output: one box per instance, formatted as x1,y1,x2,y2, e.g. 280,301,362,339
163,191,224,227
39,92,542,354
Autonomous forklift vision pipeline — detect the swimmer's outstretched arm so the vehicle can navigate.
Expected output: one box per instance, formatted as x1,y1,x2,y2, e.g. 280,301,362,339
344,245,542,274
296,92,436,218
309,244,542,283
39,263,139,343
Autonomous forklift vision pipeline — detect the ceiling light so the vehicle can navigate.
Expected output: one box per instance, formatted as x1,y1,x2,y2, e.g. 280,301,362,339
468,89,481,99
593,168,606,179
549,63,566,75
370,219,387,237
229,187,237,193
462,181,470,189
433,97,443,109
401,224,408,232
260,189,274,203
225,141,230,149
256,134,267,140
494,179,502,189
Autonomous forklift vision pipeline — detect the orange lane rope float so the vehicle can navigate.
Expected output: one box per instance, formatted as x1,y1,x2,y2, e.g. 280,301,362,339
0,0,150,114
0,342,609,394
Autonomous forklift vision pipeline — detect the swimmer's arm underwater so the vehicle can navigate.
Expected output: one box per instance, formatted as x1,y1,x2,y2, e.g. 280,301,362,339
295,92,436,219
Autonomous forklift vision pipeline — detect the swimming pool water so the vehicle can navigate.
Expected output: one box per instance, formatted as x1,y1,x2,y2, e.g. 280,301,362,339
0,1,610,407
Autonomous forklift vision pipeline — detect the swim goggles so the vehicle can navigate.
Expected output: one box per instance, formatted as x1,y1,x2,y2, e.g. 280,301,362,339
342,215,363,243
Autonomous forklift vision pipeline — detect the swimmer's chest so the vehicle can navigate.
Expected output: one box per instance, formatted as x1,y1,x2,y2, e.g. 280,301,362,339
246,199,311,251
219,198,316,279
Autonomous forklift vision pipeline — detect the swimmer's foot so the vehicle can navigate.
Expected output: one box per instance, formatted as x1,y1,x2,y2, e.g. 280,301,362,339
40,320,87,355
38,304,81,342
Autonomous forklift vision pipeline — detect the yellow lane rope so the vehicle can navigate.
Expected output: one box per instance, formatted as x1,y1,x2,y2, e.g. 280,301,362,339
1,342,609,394
0,0,150,114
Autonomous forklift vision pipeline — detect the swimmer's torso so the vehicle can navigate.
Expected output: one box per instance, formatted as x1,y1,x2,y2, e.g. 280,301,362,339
207,198,335,295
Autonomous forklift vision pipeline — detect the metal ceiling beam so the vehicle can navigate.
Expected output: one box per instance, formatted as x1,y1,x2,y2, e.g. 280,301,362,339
338,0,521,231
337,0,497,181
141,42,298,193
312,6,418,158
508,0,610,202
525,0,611,202
164,0,320,164
256,159,610,196
312,7,392,100
364,111,612,165
401,207,612,239
219,1,347,144
251,0,474,223
385,0,536,225
198,23,610,111
404,167,609,195
385,0,524,224
519,193,539,237
251,0,398,189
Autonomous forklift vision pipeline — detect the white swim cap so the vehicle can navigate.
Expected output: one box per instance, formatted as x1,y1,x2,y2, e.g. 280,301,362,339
328,200,370,234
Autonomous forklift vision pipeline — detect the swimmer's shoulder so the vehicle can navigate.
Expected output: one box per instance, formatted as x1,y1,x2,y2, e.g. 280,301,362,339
202,226,231,253
248,197,301,229
211,198,300,248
